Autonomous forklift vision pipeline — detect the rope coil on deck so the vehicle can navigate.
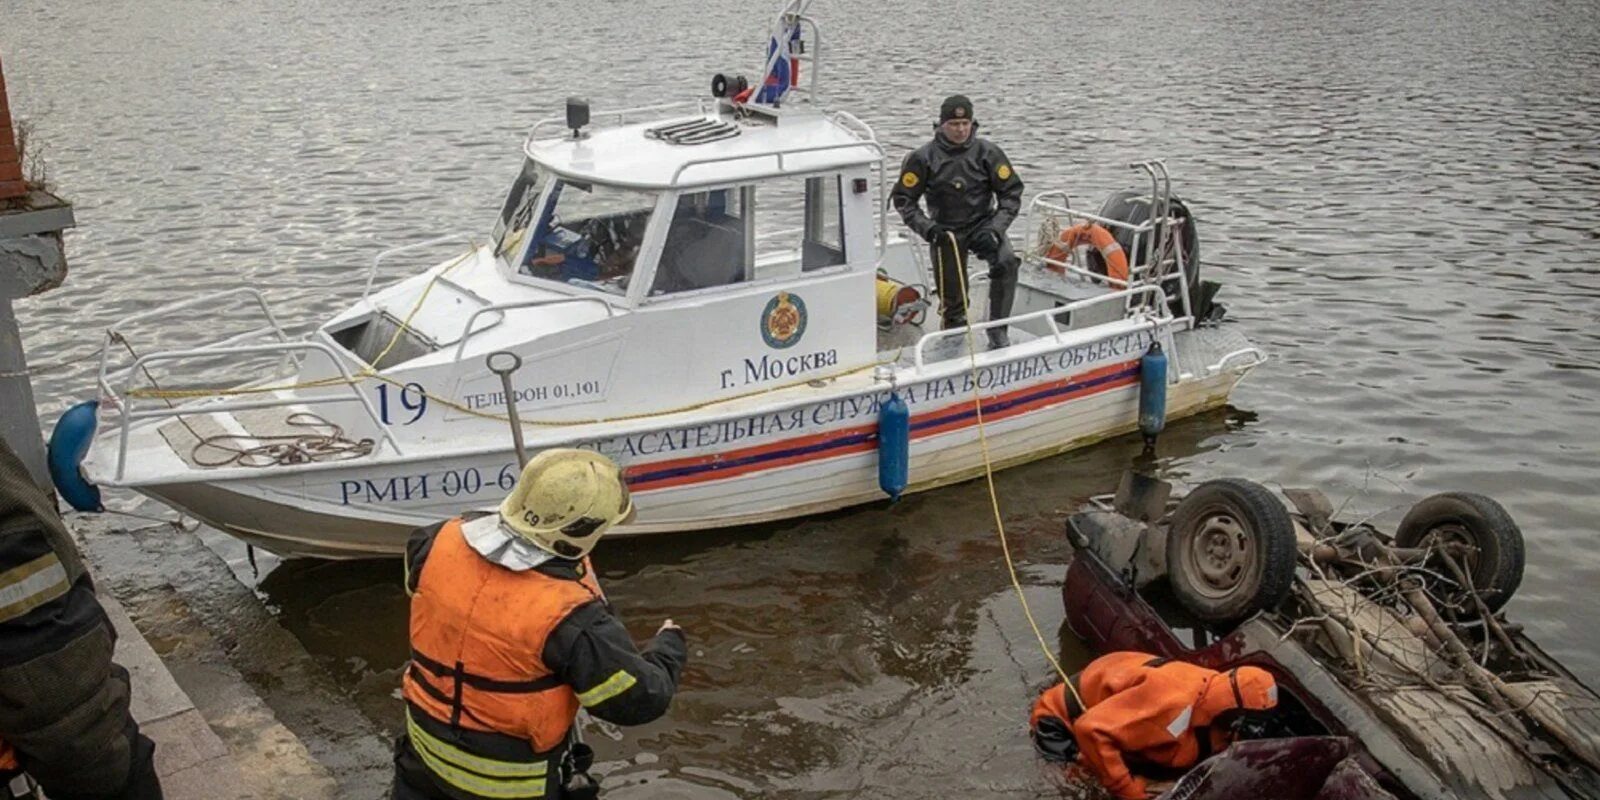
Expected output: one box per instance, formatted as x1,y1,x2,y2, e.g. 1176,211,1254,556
190,412,375,468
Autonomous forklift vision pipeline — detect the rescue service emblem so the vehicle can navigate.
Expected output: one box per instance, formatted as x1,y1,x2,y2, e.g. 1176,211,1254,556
955,107,966,118
761,292,807,350
900,171,919,189
998,164,1013,180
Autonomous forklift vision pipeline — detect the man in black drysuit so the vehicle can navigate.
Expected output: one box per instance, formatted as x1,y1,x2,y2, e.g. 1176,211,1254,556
889,94,1025,349
0,438,162,800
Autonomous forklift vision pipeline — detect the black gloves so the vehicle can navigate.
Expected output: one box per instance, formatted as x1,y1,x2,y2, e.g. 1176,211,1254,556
923,224,1005,258
969,227,1003,259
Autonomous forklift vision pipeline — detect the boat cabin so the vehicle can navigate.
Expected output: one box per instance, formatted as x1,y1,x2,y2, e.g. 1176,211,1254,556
317,101,893,422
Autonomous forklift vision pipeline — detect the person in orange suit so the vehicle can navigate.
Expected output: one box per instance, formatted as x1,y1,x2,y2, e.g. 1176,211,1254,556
1029,651,1280,800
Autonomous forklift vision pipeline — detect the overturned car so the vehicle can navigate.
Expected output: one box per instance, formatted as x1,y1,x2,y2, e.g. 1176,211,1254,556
1063,475,1600,800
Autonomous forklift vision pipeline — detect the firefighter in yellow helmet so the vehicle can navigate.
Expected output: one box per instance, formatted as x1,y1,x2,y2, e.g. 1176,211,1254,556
0,438,163,800
392,450,687,800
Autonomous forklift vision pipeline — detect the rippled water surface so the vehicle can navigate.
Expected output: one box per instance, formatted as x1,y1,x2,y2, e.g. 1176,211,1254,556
4,0,1600,796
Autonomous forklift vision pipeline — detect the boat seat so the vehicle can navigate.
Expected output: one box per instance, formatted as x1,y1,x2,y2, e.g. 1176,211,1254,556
653,216,745,294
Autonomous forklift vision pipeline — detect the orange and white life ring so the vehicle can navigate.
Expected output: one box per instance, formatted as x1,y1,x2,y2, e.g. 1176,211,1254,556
1043,223,1129,284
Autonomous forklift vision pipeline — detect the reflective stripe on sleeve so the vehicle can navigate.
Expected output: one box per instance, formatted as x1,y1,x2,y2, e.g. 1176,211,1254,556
577,670,637,707
0,553,70,623
1165,705,1194,739
406,712,547,798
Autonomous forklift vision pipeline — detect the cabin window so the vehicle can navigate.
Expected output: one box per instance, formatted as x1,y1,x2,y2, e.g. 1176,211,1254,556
801,176,846,271
753,175,847,275
522,179,656,296
493,160,547,261
651,187,751,295
649,175,848,297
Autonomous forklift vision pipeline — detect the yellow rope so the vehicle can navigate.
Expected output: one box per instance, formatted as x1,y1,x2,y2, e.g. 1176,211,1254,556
366,248,474,370
936,231,1083,706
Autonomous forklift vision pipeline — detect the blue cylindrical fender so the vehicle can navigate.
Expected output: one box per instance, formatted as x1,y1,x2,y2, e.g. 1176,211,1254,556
878,390,909,501
48,400,104,512
1138,341,1168,444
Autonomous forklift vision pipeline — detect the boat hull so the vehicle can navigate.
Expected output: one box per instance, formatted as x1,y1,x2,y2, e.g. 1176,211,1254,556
133,358,1244,559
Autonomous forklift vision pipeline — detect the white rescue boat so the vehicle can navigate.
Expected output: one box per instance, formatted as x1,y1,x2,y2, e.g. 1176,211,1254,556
50,2,1264,557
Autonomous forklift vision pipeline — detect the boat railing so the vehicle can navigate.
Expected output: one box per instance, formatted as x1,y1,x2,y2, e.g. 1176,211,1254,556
1024,203,1192,310
451,297,617,361
669,139,885,187
365,233,478,301
524,99,717,145
108,341,400,480
1027,196,1149,289
1207,347,1267,374
827,110,889,260
1023,160,1195,318
96,287,296,400
910,284,1173,370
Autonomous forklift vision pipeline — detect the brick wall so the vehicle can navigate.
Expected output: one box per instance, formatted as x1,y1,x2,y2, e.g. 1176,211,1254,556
0,53,25,200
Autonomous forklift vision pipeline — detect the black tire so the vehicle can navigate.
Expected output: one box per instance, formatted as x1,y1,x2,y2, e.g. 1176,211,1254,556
1394,492,1525,615
1166,479,1298,627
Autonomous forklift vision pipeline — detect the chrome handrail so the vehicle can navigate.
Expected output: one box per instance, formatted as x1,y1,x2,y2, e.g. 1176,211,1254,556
365,234,476,300
669,139,884,185
1027,197,1177,237
1207,347,1267,373
112,341,399,480
97,288,292,399
1024,183,1195,317
452,298,617,361
1035,254,1132,290
829,110,887,258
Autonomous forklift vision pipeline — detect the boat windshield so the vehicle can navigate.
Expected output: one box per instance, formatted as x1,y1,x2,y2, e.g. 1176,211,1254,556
493,159,547,262
518,178,656,297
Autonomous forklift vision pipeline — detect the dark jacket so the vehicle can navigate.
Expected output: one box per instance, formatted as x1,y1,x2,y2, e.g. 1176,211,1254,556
404,521,687,729
889,131,1024,240
0,439,159,800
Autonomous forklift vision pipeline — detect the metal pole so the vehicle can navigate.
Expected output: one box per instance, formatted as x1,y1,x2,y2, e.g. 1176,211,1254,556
486,351,528,468
1,53,77,495
0,298,49,492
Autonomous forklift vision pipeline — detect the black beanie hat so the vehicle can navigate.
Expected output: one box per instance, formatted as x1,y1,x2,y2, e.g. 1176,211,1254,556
939,95,973,123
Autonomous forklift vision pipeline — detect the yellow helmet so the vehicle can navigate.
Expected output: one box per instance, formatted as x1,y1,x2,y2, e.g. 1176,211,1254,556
498,449,634,559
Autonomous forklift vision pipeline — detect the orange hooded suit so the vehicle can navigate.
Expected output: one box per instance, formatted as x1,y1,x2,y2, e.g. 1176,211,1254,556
1030,652,1278,799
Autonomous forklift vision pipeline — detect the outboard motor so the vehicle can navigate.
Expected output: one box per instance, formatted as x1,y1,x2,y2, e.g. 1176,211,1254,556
1096,190,1206,317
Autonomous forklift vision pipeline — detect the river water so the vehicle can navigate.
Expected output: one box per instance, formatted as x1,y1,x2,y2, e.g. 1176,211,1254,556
4,0,1599,796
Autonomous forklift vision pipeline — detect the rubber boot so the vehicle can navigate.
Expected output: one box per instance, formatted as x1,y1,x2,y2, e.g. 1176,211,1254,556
986,248,1019,350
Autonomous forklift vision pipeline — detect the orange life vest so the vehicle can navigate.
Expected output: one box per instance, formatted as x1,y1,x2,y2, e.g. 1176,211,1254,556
402,517,603,793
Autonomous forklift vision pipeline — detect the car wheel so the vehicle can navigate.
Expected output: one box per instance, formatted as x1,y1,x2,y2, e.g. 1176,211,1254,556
1394,492,1524,615
1167,478,1297,627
